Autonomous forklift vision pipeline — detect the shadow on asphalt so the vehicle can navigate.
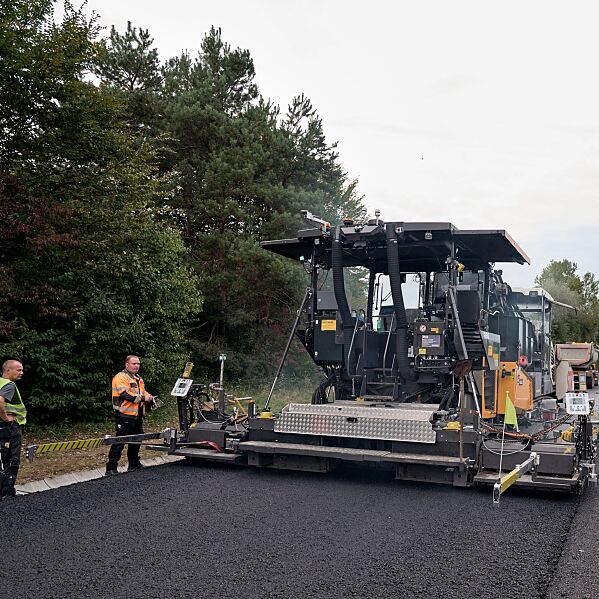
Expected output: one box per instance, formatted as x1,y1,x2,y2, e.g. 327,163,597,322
171,456,579,504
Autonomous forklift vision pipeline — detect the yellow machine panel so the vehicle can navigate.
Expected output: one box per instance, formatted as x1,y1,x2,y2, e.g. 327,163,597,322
497,361,533,414
478,360,497,419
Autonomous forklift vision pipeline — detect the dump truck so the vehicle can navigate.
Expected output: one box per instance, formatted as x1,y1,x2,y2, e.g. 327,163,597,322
556,342,599,395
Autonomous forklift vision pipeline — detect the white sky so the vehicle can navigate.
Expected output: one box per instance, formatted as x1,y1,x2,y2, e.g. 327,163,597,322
78,0,599,286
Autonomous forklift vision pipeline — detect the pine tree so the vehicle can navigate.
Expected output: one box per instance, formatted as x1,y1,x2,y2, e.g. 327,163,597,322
94,21,163,133
96,23,366,382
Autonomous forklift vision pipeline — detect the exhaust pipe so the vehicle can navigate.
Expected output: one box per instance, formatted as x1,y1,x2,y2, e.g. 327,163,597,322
332,225,352,325
332,225,355,377
386,224,417,382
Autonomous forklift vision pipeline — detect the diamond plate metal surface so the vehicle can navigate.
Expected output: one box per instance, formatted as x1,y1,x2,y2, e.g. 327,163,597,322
283,402,437,420
275,403,437,443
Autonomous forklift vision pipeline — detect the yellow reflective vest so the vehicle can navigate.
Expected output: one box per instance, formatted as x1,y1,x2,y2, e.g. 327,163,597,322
0,377,27,425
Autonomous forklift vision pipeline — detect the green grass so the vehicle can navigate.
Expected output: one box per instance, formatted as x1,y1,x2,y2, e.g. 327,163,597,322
228,379,314,414
25,380,315,443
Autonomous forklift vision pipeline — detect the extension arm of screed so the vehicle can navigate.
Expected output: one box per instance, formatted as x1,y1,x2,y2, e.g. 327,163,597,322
492,452,539,504
26,428,177,463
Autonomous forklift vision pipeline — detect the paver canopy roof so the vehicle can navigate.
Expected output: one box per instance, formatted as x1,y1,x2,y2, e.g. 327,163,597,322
261,222,530,272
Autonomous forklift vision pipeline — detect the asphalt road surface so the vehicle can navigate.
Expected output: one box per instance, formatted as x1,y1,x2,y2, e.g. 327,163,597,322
2,461,596,599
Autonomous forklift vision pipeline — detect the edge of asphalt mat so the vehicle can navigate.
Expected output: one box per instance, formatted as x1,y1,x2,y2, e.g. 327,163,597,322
543,483,599,599
14,455,184,495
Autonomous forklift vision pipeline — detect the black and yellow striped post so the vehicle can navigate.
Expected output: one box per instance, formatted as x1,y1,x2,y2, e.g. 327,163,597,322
29,437,105,461
27,429,177,463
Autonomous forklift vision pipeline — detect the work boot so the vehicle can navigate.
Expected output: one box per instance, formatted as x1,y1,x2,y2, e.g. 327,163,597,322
127,463,146,472
104,469,119,477
2,472,16,497
0,486,15,499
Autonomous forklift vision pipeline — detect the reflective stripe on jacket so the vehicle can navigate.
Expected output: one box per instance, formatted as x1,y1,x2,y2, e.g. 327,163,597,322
0,377,27,425
111,370,146,418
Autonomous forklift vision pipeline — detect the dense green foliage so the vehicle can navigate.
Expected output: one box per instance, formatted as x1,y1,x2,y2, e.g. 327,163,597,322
1,2,363,421
535,260,599,344
0,2,201,421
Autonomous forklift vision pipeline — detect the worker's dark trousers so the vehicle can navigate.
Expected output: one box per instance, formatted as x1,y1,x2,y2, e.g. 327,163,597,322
0,422,21,497
106,413,143,471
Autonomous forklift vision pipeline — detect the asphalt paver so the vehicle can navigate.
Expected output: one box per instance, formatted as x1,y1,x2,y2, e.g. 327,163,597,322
1,461,587,599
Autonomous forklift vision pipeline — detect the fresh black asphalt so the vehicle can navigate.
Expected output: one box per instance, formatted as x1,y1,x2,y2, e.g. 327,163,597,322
2,460,594,599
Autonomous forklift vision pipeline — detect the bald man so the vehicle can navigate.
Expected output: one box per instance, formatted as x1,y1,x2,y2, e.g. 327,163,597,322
106,355,155,475
0,360,26,499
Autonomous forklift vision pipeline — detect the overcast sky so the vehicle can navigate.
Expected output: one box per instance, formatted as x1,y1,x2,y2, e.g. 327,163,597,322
79,0,599,287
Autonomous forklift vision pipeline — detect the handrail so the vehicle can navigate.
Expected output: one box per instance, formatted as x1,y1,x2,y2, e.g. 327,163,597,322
382,312,395,378
347,313,361,377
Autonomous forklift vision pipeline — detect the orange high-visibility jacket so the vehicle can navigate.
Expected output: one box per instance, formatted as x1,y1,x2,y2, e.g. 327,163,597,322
112,370,147,418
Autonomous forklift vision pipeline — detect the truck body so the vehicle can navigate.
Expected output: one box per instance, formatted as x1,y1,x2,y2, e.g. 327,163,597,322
556,342,599,393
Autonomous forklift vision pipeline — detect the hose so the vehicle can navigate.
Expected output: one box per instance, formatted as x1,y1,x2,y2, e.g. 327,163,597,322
438,384,459,411
480,413,572,441
312,371,336,404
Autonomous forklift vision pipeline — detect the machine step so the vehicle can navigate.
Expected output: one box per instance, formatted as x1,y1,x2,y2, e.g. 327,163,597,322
239,440,464,467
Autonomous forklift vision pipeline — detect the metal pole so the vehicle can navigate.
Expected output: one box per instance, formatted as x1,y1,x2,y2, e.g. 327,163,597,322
218,354,226,413
459,376,465,463
264,287,313,411
467,371,482,420
498,420,507,481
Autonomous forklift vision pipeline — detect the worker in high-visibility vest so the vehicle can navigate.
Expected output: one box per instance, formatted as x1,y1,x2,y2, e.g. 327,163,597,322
105,355,155,476
0,359,26,499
